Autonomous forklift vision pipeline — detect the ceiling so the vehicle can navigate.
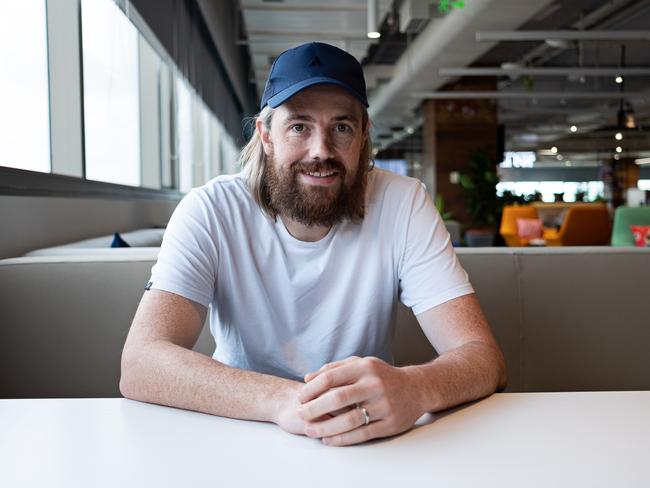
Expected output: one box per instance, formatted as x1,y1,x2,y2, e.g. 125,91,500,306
237,0,650,168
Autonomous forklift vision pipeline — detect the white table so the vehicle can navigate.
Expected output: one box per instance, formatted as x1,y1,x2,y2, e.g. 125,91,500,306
1,392,648,487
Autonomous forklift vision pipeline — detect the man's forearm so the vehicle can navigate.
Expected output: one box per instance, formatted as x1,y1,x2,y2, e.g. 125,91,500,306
120,341,298,423
404,340,507,414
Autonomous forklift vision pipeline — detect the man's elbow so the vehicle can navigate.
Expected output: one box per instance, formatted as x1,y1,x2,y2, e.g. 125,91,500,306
494,348,508,392
119,348,141,400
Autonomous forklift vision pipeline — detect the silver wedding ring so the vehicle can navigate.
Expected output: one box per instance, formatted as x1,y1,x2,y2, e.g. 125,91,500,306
357,405,370,425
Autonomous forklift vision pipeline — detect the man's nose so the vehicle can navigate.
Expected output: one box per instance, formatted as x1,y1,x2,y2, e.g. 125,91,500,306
308,129,334,161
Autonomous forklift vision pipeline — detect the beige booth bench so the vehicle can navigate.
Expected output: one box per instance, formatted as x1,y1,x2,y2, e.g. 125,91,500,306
1,247,649,398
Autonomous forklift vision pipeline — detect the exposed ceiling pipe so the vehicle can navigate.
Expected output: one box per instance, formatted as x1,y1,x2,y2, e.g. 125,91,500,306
240,3,366,12
367,0,496,119
516,0,649,69
439,67,650,77
476,30,650,41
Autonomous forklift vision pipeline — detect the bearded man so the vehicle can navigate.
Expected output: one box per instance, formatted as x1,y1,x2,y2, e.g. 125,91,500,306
120,42,506,447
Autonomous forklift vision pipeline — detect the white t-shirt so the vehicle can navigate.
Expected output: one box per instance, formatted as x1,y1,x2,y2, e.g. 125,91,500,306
149,169,473,380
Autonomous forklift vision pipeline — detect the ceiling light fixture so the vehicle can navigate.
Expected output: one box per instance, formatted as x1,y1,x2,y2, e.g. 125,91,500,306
615,132,623,140
570,125,577,133
635,158,650,165
367,0,380,39
551,146,558,154
616,146,623,153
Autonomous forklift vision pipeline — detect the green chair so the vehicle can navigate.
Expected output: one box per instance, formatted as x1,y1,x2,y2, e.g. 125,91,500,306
611,206,650,246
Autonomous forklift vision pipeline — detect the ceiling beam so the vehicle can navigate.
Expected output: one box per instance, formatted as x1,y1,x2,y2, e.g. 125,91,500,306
241,30,370,41
476,30,650,42
439,67,650,77
411,91,649,100
240,3,366,12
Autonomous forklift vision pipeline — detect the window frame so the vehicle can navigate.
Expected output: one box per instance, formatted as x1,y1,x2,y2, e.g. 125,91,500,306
1,0,238,199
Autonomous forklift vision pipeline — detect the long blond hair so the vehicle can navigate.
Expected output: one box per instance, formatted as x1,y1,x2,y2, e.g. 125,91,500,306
239,106,373,220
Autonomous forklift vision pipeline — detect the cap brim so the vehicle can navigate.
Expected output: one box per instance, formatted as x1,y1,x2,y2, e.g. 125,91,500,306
265,77,369,109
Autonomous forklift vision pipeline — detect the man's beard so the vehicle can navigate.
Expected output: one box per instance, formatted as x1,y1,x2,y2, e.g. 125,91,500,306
262,148,368,228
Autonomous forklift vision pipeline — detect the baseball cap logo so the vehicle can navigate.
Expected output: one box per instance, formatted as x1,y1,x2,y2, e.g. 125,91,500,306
309,56,323,67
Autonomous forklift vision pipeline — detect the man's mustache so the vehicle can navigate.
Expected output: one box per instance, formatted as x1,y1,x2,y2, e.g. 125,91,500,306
291,159,346,175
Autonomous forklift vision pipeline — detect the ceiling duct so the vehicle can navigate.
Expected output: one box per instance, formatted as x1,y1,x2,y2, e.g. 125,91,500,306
367,0,380,38
399,0,430,34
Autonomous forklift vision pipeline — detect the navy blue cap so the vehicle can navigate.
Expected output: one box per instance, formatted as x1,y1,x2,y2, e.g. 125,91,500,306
260,42,368,110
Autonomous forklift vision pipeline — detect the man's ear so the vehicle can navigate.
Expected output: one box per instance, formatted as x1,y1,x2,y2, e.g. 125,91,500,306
256,117,271,153
362,118,371,146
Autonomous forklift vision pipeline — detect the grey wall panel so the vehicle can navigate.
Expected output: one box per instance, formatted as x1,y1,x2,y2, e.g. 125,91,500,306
0,257,214,398
518,250,650,391
0,195,178,259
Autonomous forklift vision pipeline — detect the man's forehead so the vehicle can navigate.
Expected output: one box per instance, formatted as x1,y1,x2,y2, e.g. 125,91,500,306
279,84,363,118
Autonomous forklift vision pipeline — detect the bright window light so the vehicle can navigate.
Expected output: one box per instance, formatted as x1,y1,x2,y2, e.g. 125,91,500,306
81,0,141,186
0,1,51,173
176,77,194,193
500,151,536,168
497,181,604,202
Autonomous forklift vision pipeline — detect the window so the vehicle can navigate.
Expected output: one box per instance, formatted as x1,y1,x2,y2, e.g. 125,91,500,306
374,159,409,176
138,34,162,189
176,76,193,193
497,181,604,202
208,114,223,179
0,0,51,173
81,0,140,186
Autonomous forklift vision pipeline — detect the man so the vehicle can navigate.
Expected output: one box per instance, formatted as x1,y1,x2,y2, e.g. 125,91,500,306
120,42,506,447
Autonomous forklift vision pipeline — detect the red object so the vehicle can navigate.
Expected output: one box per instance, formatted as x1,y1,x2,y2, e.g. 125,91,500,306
516,218,543,240
630,225,650,247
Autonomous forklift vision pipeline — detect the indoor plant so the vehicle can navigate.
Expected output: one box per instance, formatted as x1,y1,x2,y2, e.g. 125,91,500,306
459,149,500,246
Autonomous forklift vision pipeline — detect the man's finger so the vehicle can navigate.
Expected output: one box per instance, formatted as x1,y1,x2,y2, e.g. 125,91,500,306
321,420,387,447
298,363,361,404
304,406,368,439
304,356,360,383
299,385,370,421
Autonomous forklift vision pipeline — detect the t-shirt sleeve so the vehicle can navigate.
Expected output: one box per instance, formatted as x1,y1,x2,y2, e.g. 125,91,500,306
398,182,474,315
148,189,218,308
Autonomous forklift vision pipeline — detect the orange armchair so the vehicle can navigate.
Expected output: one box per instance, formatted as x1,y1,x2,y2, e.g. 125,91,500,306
499,205,540,247
543,205,611,246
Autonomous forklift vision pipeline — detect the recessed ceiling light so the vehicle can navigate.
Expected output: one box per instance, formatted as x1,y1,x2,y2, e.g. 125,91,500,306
367,31,381,39
551,146,558,154
570,125,577,133
615,75,623,84
616,146,623,153
615,132,623,141
556,154,563,160
614,154,620,160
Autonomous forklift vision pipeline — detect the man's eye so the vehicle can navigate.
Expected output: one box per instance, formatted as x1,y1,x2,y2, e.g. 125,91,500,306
290,124,305,133
335,124,351,133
